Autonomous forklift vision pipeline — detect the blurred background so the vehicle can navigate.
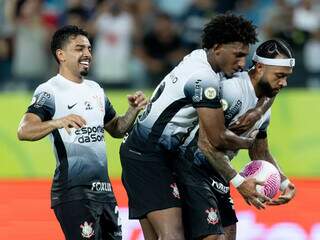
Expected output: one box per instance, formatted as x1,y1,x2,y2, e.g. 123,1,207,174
1,0,320,89
0,0,320,239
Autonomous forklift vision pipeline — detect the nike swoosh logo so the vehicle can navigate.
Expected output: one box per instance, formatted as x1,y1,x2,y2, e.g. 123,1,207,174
68,103,77,109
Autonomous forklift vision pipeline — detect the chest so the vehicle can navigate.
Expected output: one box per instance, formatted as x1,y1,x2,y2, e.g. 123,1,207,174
53,89,105,125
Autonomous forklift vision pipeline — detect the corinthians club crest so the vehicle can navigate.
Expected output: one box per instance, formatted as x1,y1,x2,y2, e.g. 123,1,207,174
205,208,219,225
80,221,94,238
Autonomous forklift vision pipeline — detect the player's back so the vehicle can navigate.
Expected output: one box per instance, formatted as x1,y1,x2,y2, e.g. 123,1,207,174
125,49,222,153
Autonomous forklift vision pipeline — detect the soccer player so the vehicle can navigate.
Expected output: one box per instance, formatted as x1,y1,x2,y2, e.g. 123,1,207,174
175,39,297,240
17,25,147,240
120,13,267,240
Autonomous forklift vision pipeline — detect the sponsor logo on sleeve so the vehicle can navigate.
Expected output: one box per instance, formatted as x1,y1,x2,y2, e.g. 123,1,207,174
192,79,203,102
32,92,51,108
204,87,217,100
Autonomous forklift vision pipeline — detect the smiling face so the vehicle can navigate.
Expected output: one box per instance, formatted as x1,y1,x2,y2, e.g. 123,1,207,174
56,35,92,78
211,42,249,77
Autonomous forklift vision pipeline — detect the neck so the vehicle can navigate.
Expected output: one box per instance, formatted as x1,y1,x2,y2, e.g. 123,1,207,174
248,68,262,98
59,66,83,83
206,49,219,73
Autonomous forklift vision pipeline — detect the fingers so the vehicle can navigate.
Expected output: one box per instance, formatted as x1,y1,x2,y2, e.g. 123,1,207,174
250,197,266,210
267,198,287,206
244,195,266,210
254,180,265,186
68,114,86,127
56,114,87,134
128,91,148,109
256,192,271,203
267,194,292,206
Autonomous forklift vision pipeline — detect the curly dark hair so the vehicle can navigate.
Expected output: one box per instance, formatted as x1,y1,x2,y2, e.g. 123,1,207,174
255,39,294,59
201,13,258,49
51,25,89,63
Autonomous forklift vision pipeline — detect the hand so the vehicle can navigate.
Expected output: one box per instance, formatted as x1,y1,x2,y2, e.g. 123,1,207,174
50,114,86,134
237,178,271,210
228,108,262,135
127,91,148,111
267,182,296,206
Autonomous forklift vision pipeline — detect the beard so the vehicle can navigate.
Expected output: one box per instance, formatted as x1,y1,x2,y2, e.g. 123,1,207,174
258,78,277,98
80,70,88,76
80,69,89,76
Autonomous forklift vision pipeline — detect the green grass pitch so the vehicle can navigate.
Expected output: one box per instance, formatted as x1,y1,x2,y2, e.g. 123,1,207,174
0,89,320,178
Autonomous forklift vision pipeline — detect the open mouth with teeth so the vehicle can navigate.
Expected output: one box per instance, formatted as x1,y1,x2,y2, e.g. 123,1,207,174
79,60,90,68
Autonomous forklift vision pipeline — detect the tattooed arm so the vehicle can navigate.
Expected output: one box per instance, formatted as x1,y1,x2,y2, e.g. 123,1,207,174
104,91,148,138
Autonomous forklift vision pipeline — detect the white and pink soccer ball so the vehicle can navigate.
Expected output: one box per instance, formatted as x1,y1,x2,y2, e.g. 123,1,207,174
240,160,281,198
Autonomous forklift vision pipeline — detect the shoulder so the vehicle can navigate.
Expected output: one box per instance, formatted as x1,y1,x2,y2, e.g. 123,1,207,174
34,77,57,95
84,79,103,90
222,71,249,94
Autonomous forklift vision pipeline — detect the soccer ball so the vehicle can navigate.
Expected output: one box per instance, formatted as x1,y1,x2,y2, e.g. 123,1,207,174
240,160,281,198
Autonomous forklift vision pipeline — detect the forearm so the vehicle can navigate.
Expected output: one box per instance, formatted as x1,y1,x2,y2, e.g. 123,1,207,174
110,107,139,138
256,97,275,114
217,129,253,151
249,139,286,181
199,139,237,182
18,120,56,141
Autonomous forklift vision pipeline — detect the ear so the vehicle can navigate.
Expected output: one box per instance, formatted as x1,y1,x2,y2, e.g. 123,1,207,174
255,62,265,75
212,43,223,55
56,49,65,63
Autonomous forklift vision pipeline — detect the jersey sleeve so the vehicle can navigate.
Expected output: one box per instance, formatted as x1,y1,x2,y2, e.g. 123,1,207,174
27,84,55,121
103,96,116,125
184,70,222,108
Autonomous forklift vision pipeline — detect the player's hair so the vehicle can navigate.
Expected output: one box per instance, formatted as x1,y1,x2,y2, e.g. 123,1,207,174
50,25,89,63
255,39,294,59
201,13,258,49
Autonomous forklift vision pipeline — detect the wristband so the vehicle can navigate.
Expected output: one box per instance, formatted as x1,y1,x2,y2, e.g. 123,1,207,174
230,173,245,188
280,179,290,192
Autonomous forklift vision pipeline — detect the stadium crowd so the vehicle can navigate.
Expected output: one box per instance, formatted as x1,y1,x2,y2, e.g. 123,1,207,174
0,0,320,90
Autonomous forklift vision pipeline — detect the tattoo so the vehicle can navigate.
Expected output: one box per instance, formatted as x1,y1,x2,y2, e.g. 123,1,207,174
106,106,139,138
117,107,139,134
199,138,237,182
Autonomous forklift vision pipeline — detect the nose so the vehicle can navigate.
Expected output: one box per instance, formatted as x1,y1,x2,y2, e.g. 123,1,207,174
280,78,287,88
83,48,92,58
238,57,246,70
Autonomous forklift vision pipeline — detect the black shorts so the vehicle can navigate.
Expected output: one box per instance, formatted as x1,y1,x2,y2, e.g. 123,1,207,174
120,142,181,219
177,165,238,239
53,199,122,240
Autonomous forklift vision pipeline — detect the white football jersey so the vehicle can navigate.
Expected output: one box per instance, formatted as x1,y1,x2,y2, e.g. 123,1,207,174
181,71,271,161
27,74,117,207
126,49,224,152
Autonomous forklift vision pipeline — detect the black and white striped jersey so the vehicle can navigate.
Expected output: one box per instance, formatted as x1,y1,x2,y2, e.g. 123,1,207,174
27,74,117,207
126,49,223,152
